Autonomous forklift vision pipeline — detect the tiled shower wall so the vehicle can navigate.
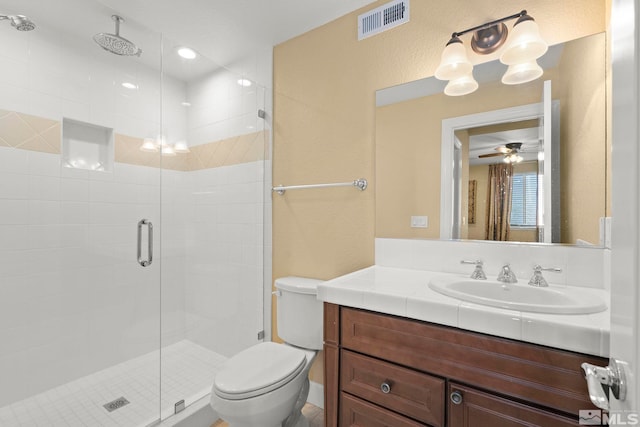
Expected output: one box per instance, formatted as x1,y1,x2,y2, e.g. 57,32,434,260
182,160,266,357
0,13,270,407
0,131,266,406
0,143,165,406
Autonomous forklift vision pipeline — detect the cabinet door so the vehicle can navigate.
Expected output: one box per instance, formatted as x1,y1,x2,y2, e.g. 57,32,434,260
341,350,444,426
341,307,603,416
340,393,427,427
448,383,577,427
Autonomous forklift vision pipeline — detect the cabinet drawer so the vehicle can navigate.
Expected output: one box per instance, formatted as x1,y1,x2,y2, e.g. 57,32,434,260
341,392,427,427
448,383,578,427
341,350,444,427
341,307,605,416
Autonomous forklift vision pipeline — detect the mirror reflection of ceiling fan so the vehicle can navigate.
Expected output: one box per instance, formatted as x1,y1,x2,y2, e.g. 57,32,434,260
479,142,527,163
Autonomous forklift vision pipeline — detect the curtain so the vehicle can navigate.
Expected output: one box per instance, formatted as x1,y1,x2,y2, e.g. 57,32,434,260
485,163,514,241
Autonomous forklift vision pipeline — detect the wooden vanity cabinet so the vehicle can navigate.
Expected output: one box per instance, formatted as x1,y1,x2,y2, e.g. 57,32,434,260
324,303,607,427
447,383,577,427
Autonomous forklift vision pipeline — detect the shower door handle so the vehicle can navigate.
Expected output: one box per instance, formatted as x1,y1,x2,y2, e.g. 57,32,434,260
137,219,153,267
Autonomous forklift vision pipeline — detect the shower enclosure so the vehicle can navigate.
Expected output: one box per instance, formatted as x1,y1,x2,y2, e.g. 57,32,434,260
0,0,270,425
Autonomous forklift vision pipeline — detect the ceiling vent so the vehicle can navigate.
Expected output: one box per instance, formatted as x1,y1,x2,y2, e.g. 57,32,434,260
358,0,409,41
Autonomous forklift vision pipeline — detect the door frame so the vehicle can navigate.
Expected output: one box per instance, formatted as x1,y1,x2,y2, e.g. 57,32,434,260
440,100,560,241
610,0,640,414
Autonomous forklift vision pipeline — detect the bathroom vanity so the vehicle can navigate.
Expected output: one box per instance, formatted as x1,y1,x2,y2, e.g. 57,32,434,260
318,265,610,427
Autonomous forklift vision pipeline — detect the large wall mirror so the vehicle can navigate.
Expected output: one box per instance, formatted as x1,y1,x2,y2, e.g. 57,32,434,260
375,32,609,246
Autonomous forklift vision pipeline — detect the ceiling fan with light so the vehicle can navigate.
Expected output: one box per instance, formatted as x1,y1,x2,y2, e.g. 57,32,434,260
478,142,527,163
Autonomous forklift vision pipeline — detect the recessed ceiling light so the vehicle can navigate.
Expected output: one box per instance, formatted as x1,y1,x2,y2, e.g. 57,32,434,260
177,47,197,60
237,78,252,87
122,82,138,90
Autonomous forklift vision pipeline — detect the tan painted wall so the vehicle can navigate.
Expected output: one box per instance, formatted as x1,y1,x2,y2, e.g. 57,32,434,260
375,31,607,243
273,0,606,384
375,70,558,239
558,34,607,244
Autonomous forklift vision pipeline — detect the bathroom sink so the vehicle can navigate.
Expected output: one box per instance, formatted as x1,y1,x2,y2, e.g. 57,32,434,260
428,275,607,314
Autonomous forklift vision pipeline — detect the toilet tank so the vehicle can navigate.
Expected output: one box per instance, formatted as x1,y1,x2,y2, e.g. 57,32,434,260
274,277,324,350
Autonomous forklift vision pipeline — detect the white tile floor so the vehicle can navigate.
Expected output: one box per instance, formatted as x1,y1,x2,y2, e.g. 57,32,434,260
0,340,227,427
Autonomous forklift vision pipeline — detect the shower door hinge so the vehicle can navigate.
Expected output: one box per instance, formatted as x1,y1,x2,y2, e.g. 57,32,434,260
174,399,185,414
257,330,265,340
258,109,266,119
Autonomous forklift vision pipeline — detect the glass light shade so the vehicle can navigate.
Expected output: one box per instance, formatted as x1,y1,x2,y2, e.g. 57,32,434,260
500,19,548,65
435,39,473,81
161,144,176,156
501,60,543,85
504,153,524,164
173,140,190,153
140,138,159,152
444,73,478,96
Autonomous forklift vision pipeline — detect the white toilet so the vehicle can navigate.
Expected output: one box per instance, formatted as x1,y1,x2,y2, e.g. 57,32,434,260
210,277,323,427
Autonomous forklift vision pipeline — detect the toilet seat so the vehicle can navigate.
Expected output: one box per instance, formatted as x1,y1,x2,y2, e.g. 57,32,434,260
213,342,307,400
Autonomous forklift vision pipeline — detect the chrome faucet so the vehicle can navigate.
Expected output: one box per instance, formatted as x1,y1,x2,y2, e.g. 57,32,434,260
461,260,487,280
497,264,517,283
528,265,562,287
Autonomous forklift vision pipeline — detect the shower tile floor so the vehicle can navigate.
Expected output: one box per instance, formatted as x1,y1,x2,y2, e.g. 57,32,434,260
0,340,227,427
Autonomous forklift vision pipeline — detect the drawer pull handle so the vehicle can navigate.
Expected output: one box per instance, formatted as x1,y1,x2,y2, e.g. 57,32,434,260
450,391,463,405
380,382,392,394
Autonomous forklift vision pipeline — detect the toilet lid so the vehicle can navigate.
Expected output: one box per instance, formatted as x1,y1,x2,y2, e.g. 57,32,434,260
214,342,307,400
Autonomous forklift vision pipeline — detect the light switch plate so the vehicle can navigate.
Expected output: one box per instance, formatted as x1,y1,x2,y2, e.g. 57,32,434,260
411,216,428,228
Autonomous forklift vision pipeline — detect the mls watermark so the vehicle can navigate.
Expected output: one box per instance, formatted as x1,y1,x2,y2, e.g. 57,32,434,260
579,409,640,425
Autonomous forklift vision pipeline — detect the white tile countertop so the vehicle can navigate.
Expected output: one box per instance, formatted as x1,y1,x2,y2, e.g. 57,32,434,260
317,266,610,357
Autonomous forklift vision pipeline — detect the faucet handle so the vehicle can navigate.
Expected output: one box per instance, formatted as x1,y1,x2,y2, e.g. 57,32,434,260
533,264,563,273
461,260,487,280
529,265,562,287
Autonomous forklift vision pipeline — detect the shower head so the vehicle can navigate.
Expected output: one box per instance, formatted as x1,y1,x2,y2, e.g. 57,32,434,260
11,15,35,31
93,15,142,57
0,14,36,31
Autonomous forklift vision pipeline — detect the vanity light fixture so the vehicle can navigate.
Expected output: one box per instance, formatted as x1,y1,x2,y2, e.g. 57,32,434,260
139,133,191,155
173,140,190,153
161,144,177,156
501,60,543,85
139,137,159,152
435,10,548,95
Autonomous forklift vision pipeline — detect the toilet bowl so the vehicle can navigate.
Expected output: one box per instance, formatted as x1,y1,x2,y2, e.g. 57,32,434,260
210,277,323,427
211,342,317,427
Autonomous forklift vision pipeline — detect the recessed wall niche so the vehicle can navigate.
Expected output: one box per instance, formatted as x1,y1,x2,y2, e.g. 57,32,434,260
62,118,114,172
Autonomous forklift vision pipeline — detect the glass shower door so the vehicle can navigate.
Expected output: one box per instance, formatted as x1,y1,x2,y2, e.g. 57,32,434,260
157,35,268,421
0,0,270,424
0,0,164,425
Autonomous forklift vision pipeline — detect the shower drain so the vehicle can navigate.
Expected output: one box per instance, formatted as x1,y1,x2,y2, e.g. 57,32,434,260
103,396,130,412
